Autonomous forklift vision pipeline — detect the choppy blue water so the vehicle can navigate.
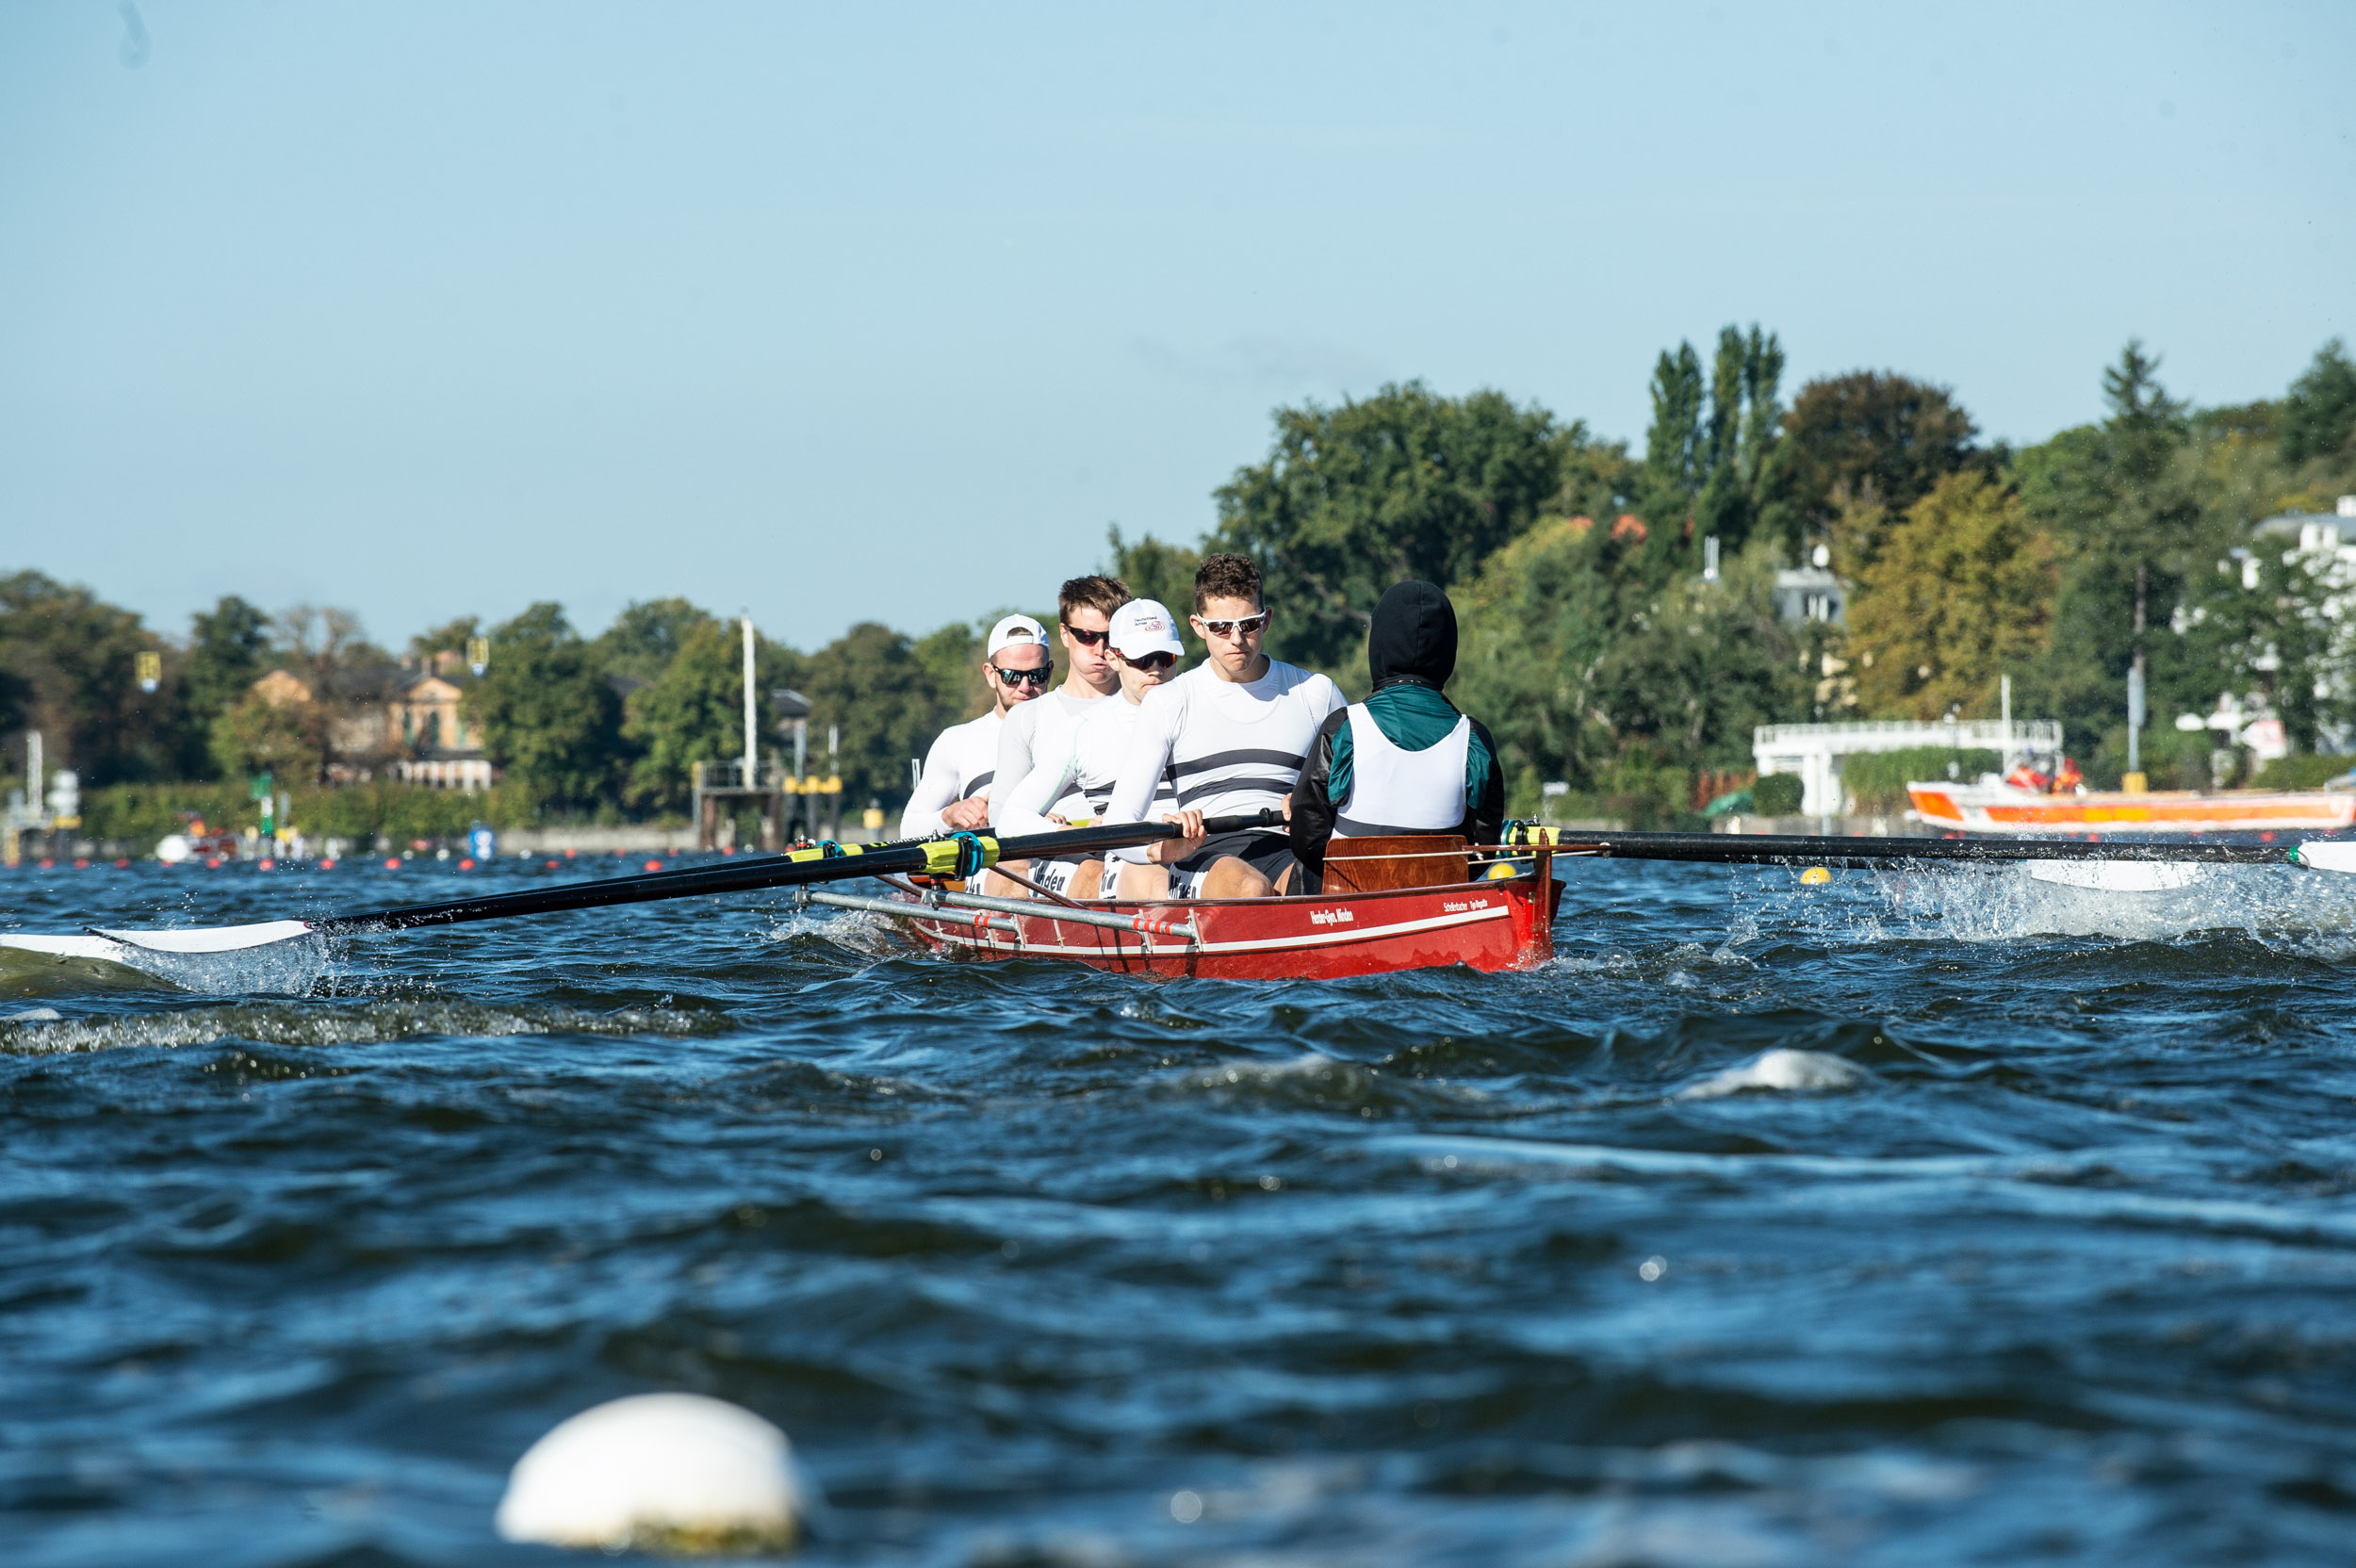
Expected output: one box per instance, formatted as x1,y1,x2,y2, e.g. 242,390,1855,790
8,854,2356,1566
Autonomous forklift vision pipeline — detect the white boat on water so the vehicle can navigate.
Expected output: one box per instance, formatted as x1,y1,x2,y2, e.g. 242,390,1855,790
1907,779,2356,836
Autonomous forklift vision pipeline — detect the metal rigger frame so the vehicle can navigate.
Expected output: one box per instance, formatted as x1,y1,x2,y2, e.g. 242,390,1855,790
799,885,1201,954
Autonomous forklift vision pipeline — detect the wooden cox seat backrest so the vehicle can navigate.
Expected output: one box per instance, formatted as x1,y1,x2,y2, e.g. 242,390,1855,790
1321,835,1470,892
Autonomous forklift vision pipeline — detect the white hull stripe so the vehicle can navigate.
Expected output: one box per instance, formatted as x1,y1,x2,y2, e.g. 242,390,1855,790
909,901,1511,957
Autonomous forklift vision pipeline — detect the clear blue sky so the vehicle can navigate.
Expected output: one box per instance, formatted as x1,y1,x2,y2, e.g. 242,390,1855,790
4,2,2349,652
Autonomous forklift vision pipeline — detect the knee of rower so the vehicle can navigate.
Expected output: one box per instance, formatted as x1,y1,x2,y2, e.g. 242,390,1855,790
1202,859,1272,900
1115,862,1168,901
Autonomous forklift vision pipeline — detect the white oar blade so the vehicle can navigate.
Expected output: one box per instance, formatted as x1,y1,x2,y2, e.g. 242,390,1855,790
2026,860,2201,892
0,934,136,961
2294,841,2356,874
92,920,317,954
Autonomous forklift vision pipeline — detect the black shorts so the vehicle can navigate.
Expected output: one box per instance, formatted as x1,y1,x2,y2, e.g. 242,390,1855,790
1168,830,1296,898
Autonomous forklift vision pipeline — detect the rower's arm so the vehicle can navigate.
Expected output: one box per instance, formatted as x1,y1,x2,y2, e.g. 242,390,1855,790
1102,687,1183,862
995,746,1082,840
898,732,963,840
987,704,1039,829
1463,717,1505,848
1287,707,1350,886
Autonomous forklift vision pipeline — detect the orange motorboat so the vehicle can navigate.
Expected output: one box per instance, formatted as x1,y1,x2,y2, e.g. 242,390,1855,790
1907,779,2356,836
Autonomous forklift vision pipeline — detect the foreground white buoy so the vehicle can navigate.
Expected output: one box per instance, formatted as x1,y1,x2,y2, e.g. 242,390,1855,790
496,1393,804,1555
1677,1047,1866,1100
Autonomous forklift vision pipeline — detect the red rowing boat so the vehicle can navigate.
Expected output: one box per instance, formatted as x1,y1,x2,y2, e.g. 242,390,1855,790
871,837,1560,979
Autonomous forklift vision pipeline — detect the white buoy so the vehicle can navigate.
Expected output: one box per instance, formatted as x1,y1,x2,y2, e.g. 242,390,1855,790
496,1393,804,1554
1677,1048,1866,1101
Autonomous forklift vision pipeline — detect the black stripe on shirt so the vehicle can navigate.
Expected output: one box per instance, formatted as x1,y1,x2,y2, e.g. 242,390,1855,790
1168,747,1308,780
1175,775,1301,807
959,770,994,798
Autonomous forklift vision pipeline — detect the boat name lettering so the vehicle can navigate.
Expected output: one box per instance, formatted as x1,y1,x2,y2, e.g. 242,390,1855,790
1308,907,1355,926
1441,899,1490,913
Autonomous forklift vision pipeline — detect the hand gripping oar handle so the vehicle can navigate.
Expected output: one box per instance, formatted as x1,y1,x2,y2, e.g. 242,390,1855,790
1511,825,2306,868
310,810,1285,936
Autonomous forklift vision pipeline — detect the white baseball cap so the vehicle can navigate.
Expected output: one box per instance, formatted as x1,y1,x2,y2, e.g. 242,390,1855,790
1109,598,1184,661
986,614,1050,657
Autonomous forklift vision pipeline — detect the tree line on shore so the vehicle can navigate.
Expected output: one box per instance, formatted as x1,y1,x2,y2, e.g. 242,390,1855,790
1117,332,2356,819
6,331,2356,835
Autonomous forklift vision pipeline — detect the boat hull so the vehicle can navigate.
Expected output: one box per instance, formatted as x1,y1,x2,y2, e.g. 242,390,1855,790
900,873,1556,979
1907,782,2356,836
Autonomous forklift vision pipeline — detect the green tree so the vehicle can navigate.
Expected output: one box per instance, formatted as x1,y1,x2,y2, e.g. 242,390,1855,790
2282,338,2356,466
1642,342,1708,511
180,596,271,776
1783,371,1982,571
408,614,481,663
910,621,986,727
1208,382,1572,677
619,617,803,814
1106,527,1203,635
596,597,720,683
0,571,180,786
2016,341,2206,756
1639,325,1792,557
209,686,327,784
468,602,626,817
798,622,967,810
1453,518,1622,804
1453,518,1802,818
1849,470,2057,720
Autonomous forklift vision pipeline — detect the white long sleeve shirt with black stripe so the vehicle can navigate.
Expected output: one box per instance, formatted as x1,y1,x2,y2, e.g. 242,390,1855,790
1102,659,1344,861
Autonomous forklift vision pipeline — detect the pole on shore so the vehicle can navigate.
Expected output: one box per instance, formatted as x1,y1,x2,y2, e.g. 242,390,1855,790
2000,674,2012,774
741,614,758,787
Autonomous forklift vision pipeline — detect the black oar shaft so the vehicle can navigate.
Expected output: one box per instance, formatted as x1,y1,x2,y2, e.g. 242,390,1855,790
314,812,1282,935
1546,830,2294,867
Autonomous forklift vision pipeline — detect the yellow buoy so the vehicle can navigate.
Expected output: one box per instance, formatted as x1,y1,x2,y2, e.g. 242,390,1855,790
1799,865,1832,886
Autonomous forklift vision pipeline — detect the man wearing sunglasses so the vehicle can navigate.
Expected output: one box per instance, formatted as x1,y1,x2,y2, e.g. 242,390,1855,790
1102,553,1344,899
990,598,1186,899
898,613,1052,839
989,575,1129,833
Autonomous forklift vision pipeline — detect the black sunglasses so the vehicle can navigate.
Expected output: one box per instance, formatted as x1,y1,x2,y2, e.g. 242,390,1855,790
991,663,1053,688
1121,651,1177,673
1060,622,1109,646
1197,610,1268,638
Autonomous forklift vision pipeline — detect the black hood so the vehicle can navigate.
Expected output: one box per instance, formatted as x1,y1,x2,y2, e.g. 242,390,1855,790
1367,580,1458,691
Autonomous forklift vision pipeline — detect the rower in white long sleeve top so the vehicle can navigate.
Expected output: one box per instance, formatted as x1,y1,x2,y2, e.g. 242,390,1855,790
1101,554,1344,900
989,689,1098,829
899,709,1006,840
975,573,1133,898
996,598,1186,898
897,613,1052,840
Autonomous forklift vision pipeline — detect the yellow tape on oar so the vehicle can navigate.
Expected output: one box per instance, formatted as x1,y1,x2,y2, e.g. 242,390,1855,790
920,834,1000,877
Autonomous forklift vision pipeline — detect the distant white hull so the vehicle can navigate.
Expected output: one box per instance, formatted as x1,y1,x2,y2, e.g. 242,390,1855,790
1907,782,2356,836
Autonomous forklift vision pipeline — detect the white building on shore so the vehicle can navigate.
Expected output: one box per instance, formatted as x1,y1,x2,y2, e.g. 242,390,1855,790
1754,719,2062,817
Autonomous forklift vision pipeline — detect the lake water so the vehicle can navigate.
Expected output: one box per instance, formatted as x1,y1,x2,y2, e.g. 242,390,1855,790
7,853,2356,1565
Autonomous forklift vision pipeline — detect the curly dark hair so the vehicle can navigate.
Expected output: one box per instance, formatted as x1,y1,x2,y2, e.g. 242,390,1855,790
1191,553,1263,613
